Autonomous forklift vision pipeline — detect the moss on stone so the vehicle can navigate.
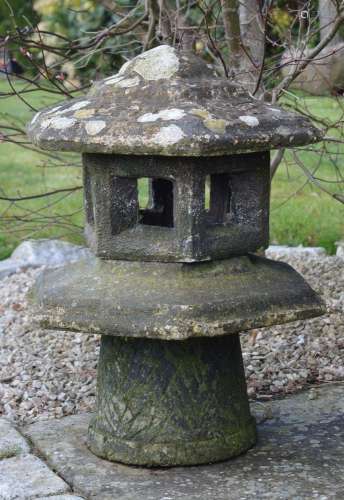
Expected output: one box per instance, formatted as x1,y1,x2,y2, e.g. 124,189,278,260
204,118,228,134
88,334,256,466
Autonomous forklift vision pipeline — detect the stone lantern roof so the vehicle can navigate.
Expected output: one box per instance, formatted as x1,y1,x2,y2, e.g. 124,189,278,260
27,45,322,156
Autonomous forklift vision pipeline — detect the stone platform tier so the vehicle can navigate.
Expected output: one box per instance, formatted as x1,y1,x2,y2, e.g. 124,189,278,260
32,255,323,340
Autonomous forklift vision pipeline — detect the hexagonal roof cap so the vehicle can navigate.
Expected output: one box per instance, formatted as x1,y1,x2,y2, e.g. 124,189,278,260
28,45,323,156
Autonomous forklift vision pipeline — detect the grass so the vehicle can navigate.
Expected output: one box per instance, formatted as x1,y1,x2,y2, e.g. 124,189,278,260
0,81,343,259
0,81,83,259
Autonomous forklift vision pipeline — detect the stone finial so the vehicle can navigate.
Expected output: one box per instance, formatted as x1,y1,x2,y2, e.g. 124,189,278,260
27,45,323,156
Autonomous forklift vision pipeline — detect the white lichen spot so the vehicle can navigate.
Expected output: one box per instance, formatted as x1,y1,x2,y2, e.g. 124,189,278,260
41,117,76,130
85,120,106,135
137,108,185,123
31,111,41,125
49,101,91,116
151,125,185,146
104,74,124,85
46,105,63,115
129,45,179,81
137,113,157,123
276,125,292,136
116,76,140,88
63,100,90,112
239,115,259,127
118,59,131,75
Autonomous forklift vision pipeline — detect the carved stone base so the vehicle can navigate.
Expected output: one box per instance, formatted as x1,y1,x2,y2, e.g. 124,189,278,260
88,334,256,466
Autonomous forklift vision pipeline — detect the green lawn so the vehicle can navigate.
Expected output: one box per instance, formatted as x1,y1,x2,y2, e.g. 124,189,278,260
0,81,343,259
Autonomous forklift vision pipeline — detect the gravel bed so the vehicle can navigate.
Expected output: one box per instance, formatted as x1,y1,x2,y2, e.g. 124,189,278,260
0,255,343,424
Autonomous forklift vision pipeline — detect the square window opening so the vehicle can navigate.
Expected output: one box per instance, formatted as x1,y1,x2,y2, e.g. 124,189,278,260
139,178,174,228
206,173,232,224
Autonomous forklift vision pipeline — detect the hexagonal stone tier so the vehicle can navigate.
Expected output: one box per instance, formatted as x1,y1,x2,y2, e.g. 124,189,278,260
83,152,270,262
30,254,325,340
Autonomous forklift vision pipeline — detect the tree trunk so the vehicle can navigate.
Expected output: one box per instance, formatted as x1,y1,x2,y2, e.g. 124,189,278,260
221,0,265,93
319,0,342,46
239,0,265,93
221,0,242,76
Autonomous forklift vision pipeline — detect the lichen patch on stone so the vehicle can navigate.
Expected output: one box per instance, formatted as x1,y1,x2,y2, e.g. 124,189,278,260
118,59,131,75
46,105,63,115
51,101,90,116
239,115,259,127
138,108,186,123
74,108,96,119
31,111,41,125
190,108,212,120
129,45,179,81
104,75,124,86
61,100,90,113
116,76,140,88
191,109,228,134
204,119,228,134
41,117,77,130
151,125,185,146
85,120,106,135
276,125,292,136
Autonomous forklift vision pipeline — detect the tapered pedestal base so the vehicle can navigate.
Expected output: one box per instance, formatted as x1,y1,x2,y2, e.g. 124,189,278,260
88,334,256,467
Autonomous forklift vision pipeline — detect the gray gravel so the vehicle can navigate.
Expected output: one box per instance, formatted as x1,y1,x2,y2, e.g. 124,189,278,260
242,254,344,398
0,268,98,424
0,254,343,424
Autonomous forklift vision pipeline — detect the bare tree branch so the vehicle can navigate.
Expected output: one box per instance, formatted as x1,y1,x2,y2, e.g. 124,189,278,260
272,3,344,101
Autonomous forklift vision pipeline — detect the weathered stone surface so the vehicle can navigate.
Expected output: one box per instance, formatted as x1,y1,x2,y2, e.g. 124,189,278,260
23,383,344,499
336,240,344,259
0,419,30,459
30,254,325,340
88,334,256,466
0,260,23,280
0,239,91,280
0,454,70,499
83,152,270,262
266,244,327,260
11,239,91,267
27,45,322,156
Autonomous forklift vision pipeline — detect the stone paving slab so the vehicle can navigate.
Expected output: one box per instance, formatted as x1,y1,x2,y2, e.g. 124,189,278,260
0,454,71,499
0,419,30,459
22,383,344,500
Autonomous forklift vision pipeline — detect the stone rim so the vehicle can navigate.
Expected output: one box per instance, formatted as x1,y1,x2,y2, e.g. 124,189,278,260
87,416,257,467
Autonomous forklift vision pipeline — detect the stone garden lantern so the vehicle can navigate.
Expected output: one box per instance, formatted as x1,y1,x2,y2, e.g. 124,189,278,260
28,45,325,467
